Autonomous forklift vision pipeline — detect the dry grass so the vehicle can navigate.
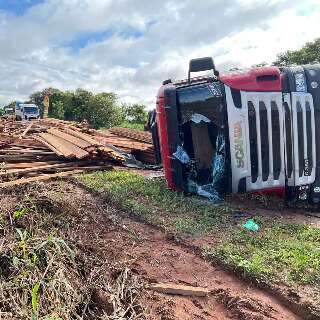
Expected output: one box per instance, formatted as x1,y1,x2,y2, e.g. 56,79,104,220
0,182,146,320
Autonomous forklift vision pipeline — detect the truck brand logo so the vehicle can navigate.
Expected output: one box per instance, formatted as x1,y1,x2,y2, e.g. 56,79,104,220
304,159,310,176
234,121,245,168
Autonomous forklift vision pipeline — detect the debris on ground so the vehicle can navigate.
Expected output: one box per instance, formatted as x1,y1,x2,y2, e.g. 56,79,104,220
0,118,157,187
148,283,210,297
0,181,300,319
242,218,260,232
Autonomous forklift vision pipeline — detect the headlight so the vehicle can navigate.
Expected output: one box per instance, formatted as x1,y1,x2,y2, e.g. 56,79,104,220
299,191,308,201
314,187,320,193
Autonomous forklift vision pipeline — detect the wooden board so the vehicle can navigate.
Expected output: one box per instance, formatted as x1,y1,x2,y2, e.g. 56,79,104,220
48,128,91,149
0,170,83,188
62,128,102,146
19,122,33,139
149,283,210,297
35,136,64,156
39,133,89,159
0,161,89,176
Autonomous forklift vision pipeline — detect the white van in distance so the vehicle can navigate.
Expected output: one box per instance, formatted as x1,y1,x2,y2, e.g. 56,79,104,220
15,103,40,121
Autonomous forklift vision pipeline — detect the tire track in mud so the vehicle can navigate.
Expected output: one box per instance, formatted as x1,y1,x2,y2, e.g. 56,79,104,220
63,182,301,320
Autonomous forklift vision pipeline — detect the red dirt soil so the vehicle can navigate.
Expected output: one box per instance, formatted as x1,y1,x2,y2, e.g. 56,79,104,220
59,183,301,320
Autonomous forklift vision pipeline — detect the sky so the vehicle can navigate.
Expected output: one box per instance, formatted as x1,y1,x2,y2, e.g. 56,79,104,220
0,0,319,108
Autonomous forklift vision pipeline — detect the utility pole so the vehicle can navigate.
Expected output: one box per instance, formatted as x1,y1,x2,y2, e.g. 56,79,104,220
43,89,53,119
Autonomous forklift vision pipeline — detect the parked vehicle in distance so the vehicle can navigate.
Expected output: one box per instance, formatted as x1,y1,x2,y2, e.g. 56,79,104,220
15,102,40,121
2,106,15,119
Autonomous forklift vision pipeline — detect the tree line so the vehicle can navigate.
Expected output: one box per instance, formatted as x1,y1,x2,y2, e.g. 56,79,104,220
2,38,319,129
4,88,148,129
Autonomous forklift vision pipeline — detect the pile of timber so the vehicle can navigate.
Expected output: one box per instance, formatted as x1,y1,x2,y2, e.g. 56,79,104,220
0,118,157,187
95,128,156,164
109,127,153,144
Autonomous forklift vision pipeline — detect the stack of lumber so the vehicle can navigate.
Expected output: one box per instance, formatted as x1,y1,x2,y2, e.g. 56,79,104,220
109,127,153,144
96,128,156,164
0,118,158,187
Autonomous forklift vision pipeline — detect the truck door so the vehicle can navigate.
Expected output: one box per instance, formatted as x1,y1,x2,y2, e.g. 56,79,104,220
284,92,316,187
282,67,316,191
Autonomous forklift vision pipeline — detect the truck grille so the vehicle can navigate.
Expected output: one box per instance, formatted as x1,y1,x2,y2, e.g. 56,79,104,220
245,92,286,190
226,86,316,193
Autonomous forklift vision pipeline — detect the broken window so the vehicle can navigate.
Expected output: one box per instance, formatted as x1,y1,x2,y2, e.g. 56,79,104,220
172,81,227,203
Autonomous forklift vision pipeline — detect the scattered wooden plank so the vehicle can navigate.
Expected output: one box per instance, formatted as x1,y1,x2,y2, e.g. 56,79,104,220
19,122,33,139
0,161,89,176
48,128,91,149
0,149,55,155
62,128,102,146
35,136,64,156
148,283,210,297
39,133,89,159
0,170,84,188
3,161,63,169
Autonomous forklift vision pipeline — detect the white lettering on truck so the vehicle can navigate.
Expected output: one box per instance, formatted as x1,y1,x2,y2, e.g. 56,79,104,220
234,121,245,168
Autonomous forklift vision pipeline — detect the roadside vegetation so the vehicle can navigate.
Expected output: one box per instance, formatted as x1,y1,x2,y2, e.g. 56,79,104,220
205,223,320,285
78,170,230,235
0,184,145,319
4,90,147,130
79,170,320,291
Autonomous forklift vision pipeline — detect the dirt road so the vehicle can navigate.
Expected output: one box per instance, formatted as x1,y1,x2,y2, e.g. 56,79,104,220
0,180,306,319
57,182,300,319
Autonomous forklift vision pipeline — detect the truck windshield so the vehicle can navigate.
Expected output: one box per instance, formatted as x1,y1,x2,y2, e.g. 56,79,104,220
23,107,38,114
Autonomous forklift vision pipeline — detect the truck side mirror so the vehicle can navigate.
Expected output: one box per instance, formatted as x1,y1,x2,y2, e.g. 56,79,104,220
188,57,219,82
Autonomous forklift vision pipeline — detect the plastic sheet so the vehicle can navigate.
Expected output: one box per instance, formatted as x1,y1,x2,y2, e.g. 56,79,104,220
173,145,191,164
186,133,226,204
211,133,226,187
242,219,260,232
106,144,160,169
190,113,211,124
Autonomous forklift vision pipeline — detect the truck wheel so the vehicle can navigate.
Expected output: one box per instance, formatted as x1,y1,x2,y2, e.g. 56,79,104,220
15,116,22,121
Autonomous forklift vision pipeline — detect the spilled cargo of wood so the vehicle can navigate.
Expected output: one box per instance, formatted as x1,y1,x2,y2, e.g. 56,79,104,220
0,118,157,187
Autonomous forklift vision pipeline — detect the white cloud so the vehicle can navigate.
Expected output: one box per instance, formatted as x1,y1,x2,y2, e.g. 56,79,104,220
0,0,319,108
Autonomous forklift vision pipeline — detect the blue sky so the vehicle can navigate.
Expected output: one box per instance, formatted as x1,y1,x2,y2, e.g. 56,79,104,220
0,0,44,15
0,0,319,107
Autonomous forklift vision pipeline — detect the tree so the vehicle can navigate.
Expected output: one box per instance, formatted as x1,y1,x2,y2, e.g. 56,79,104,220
274,38,320,66
87,93,122,129
121,103,148,124
28,88,124,129
50,100,64,119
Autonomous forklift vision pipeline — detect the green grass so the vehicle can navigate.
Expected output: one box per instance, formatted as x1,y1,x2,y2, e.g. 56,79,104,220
78,170,229,235
205,223,320,285
116,122,145,130
79,170,320,286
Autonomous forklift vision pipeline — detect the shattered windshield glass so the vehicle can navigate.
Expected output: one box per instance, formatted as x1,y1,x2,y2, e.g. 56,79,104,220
174,82,228,203
177,82,225,128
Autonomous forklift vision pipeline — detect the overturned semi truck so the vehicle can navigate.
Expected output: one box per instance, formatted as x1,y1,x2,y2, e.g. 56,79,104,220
149,57,320,203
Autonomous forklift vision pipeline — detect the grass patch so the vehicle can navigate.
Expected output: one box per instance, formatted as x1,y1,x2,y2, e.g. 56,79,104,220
78,170,230,235
205,223,320,285
80,170,320,288
0,183,147,319
116,122,145,130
